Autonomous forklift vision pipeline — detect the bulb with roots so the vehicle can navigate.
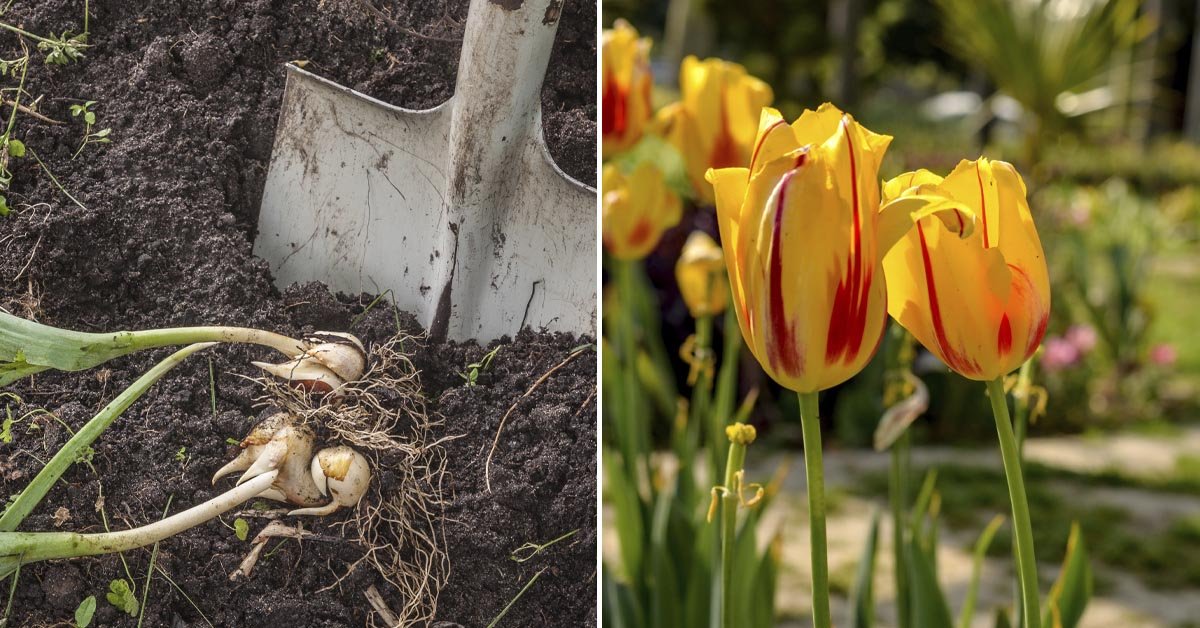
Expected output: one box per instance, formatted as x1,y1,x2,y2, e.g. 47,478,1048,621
252,332,367,395
289,446,372,516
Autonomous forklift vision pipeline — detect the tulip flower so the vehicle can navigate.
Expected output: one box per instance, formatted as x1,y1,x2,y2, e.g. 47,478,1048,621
658,56,773,204
705,103,974,628
602,162,682,260
706,104,974,393
881,158,1050,382
602,20,653,158
675,231,728,318
880,158,1050,628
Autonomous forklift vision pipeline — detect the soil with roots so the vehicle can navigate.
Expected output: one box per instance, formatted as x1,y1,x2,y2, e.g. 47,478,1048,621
0,0,596,626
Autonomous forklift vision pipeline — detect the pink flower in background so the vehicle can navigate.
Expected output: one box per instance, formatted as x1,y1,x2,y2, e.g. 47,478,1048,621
1149,343,1178,367
1065,324,1098,354
1040,337,1080,372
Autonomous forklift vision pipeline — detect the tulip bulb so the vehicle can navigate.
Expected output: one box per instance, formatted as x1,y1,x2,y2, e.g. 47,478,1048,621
289,446,371,517
252,331,367,394
213,413,323,507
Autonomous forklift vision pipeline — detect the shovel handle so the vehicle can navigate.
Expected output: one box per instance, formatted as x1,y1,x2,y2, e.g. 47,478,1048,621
430,0,566,340
446,0,562,203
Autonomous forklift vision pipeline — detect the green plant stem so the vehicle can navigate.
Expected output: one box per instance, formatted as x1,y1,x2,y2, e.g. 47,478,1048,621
0,343,215,532
890,430,912,628
1012,358,1036,457
1,46,25,139
798,391,831,628
0,472,275,576
719,437,748,628
0,22,58,48
0,310,305,384
689,313,712,472
987,378,1041,628
615,260,650,493
710,303,741,472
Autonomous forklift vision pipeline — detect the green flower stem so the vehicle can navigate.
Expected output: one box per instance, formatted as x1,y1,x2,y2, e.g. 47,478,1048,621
1012,357,1036,457
690,313,713,464
719,428,750,628
987,378,1041,628
0,471,277,578
890,430,912,628
615,260,650,491
798,391,831,628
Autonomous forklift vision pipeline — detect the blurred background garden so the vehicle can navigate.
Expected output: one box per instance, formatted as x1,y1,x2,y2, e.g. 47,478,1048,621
601,0,1200,626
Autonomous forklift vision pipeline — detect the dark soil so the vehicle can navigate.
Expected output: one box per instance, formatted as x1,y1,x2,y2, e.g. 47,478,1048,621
0,0,596,626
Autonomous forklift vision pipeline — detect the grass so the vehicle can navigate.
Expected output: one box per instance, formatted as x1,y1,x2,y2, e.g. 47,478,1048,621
851,462,1200,590
1145,253,1200,378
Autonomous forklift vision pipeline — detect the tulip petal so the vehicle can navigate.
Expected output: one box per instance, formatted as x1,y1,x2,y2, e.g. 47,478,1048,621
748,108,800,177
707,166,754,345
876,192,976,259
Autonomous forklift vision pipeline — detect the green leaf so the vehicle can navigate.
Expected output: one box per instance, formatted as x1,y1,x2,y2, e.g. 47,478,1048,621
0,195,9,217
105,579,138,616
994,607,1013,628
959,515,1006,628
93,128,111,139
1043,522,1092,628
7,139,25,158
234,517,249,541
1,416,12,443
74,595,96,627
907,536,953,628
849,511,881,628
84,111,95,125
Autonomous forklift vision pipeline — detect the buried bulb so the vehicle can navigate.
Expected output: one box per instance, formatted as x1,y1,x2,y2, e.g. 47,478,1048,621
252,332,367,395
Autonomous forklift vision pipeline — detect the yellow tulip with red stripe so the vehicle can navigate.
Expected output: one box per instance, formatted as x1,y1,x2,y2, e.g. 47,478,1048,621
602,20,653,158
705,104,975,392
882,159,1050,381
676,231,729,318
602,162,682,261
658,56,772,204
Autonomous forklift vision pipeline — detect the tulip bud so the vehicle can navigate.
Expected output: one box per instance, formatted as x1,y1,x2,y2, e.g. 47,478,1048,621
602,20,653,158
602,162,682,261
675,231,728,318
252,331,367,394
289,446,372,517
656,56,773,204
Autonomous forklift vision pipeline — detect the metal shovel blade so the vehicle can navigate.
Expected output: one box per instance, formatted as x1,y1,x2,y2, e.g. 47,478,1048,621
254,0,595,342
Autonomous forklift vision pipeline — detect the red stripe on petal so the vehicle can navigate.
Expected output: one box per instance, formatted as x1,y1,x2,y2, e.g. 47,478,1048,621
709,86,739,169
767,168,804,378
627,219,652,249
825,118,872,365
998,313,1013,356
918,223,979,377
601,70,627,140
749,119,788,173
976,162,989,248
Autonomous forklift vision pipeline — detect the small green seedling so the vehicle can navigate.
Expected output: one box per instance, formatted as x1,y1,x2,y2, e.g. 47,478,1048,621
105,579,138,616
68,101,110,159
234,518,249,542
74,595,95,627
174,446,187,463
460,346,501,386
